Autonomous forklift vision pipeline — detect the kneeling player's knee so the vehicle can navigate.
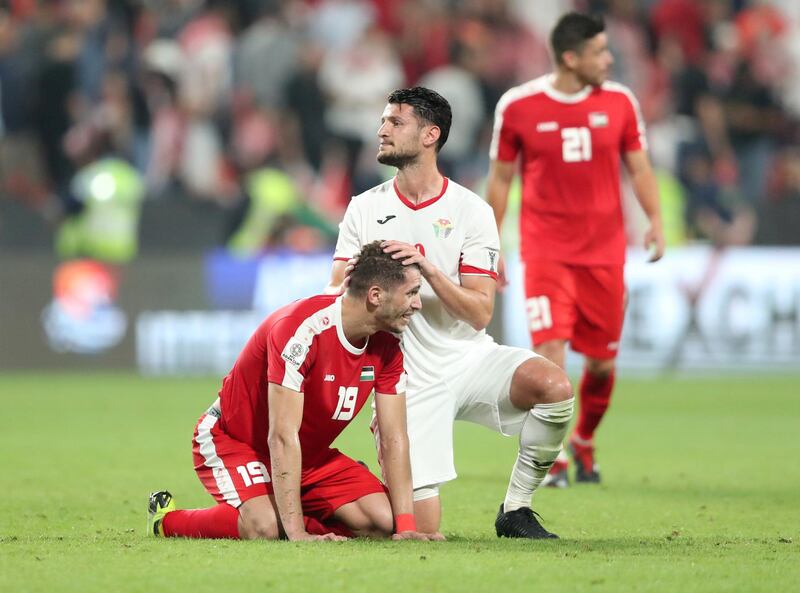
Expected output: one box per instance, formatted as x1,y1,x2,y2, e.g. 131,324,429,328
360,507,394,538
239,516,280,540
341,499,394,538
376,515,395,538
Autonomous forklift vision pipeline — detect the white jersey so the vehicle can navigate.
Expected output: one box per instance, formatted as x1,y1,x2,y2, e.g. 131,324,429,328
334,177,500,387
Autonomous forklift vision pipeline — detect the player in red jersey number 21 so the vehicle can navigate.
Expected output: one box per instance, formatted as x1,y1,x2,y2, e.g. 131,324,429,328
487,12,665,486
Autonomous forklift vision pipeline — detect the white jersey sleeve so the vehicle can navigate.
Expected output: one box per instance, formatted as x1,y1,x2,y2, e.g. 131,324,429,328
333,199,363,261
459,201,500,279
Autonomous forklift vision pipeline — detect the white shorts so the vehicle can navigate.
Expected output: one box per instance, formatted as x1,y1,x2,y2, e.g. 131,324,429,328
390,342,538,489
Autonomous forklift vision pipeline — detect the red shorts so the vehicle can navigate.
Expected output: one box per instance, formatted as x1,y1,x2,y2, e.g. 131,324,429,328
523,259,625,360
192,411,386,521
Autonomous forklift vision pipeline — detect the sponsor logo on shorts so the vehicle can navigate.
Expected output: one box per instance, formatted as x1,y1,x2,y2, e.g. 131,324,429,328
607,341,619,351
281,338,308,367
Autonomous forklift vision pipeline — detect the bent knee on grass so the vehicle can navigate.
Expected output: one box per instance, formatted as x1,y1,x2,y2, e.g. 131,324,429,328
238,516,280,540
349,517,394,538
341,503,393,538
335,494,394,538
237,496,281,540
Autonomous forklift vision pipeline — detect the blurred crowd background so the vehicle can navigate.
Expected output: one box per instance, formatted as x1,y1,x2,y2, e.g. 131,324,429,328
1,0,799,264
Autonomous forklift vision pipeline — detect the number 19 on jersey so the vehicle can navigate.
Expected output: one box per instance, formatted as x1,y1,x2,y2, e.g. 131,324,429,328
332,386,358,421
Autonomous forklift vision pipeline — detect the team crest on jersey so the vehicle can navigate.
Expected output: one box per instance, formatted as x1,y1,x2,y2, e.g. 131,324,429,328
281,338,308,367
432,218,454,239
589,112,609,128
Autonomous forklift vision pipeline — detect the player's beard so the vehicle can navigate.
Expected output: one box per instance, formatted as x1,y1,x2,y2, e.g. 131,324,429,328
377,146,420,169
585,73,605,87
577,66,607,87
377,304,414,333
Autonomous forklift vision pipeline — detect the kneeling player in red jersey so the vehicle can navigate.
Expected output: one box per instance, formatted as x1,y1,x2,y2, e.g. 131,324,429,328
148,241,437,541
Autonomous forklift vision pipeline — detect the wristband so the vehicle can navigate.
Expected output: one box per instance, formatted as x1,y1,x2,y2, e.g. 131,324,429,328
394,513,416,533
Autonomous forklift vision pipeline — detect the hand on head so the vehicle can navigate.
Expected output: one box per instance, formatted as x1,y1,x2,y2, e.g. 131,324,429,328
381,240,433,277
341,256,359,292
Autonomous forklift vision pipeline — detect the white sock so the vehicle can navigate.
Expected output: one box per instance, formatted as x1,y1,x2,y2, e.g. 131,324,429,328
503,398,574,513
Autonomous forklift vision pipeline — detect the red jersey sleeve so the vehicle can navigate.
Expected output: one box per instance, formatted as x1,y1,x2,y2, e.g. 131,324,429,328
266,316,316,392
373,336,407,395
619,89,647,153
490,95,521,162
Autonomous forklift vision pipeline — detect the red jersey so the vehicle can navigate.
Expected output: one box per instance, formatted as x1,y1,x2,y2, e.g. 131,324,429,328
491,75,646,265
217,294,406,467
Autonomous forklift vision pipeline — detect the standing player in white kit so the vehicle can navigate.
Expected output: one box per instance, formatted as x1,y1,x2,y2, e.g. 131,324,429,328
327,87,574,538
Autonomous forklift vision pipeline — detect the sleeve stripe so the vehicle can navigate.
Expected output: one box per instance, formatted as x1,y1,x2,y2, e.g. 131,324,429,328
282,352,307,391
394,372,407,395
489,101,507,161
279,302,338,390
460,264,498,280
281,336,311,391
333,257,349,261
602,81,648,151
490,77,547,160
282,371,303,391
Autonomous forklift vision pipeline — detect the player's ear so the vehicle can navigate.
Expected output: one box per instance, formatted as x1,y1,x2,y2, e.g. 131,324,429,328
423,125,440,150
562,49,579,70
367,285,383,307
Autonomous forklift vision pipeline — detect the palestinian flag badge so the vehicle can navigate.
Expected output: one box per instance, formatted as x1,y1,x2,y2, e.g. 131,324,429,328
360,366,375,381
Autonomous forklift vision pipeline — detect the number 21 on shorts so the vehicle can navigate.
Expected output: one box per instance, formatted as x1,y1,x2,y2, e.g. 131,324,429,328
527,295,553,331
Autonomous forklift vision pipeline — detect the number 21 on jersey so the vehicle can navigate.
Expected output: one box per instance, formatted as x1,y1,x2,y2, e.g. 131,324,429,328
561,127,592,162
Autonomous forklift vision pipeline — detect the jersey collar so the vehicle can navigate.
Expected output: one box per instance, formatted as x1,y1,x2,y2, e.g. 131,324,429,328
334,296,368,355
393,176,449,211
543,74,593,104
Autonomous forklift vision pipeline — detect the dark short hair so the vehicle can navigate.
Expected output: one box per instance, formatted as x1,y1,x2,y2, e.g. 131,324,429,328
347,241,419,296
387,87,452,152
550,12,605,65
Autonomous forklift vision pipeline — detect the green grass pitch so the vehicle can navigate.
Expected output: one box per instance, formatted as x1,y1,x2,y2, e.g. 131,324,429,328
1,372,798,593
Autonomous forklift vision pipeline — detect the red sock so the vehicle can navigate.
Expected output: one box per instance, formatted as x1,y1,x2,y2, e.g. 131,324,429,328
575,369,615,441
304,516,354,538
162,503,240,539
